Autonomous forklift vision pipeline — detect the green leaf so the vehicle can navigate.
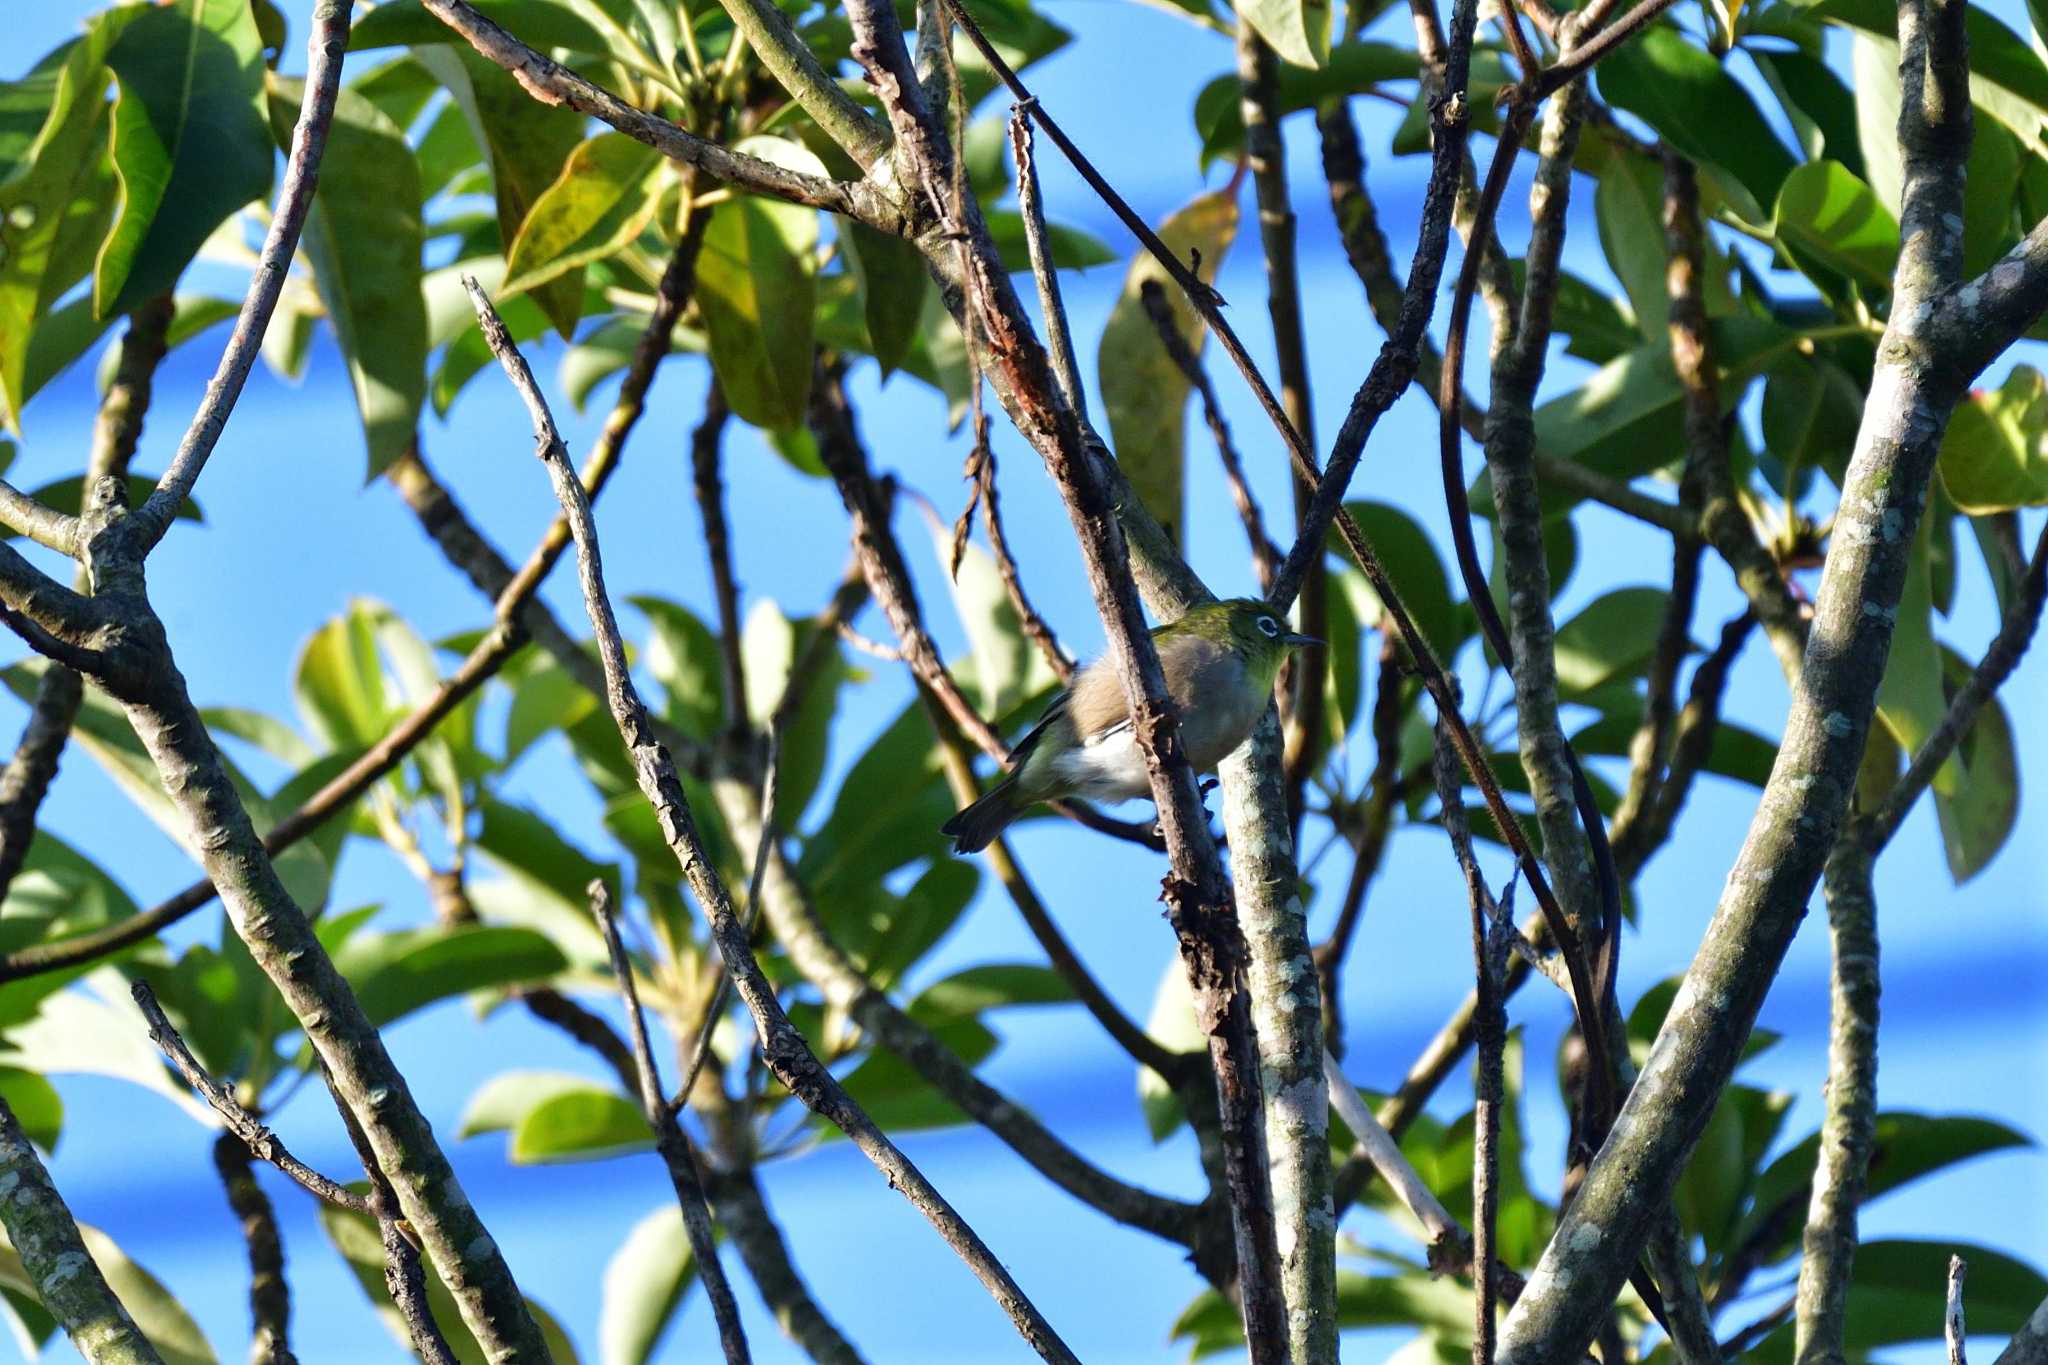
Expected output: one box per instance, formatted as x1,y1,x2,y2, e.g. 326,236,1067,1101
0,30,121,432
335,925,567,1027
1594,153,1672,341
600,1204,696,1365
1138,956,1204,1141
1761,355,1863,498
1772,160,1899,290
1752,48,1863,178
1737,1112,2030,1265
844,219,926,377
1832,1241,2047,1351
510,1086,652,1163
1191,42,1419,166
0,1223,216,1365
268,78,426,479
1850,31,1904,216
1595,27,1794,222
350,53,441,130
924,521,1059,720
1961,117,2022,277
833,859,979,993
294,601,391,751
1932,645,2019,882
2,969,215,1124
458,1069,598,1138
799,698,954,902
0,1068,61,1151
739,598,848,827
319,1194,582,1365
96,0,272,318
1342,501,1462,662
1809,0,2048,156
628,596,726,741
415,43,585,334
909,963,1071,1020
697,187,819,427
1873,513,1953,793
20,297,114,419
349,0,611,55
1552,588,1668,694
834,1015,999,1136
982,210,1118,273
503,132,663,301
436,289,550,416
1237,0,1333,69
1937,365,2048,513
1096,188,1240,551
474,797,619,911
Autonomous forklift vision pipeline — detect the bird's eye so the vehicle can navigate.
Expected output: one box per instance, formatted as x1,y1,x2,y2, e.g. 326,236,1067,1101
1257,616,1280,637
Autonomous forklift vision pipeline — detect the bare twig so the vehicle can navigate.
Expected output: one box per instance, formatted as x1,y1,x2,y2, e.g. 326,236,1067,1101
464,278,1080,1363
126,1,349,555
588,882,752,1365
131,983,370,1217
690,384,749,734
1009,111,1087,427
1323,1052,1462,1266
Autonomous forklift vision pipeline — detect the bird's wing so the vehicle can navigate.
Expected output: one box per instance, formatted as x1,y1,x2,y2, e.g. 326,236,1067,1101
1008,689,1070,765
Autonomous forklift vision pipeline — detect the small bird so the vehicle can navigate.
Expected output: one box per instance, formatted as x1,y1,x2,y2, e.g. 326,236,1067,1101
941,598,1319,853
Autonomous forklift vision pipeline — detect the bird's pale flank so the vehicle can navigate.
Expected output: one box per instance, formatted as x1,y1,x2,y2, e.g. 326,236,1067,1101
941,598,1319,853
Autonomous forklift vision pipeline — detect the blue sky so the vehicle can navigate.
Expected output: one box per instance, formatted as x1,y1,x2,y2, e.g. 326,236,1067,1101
4,0,2045,1362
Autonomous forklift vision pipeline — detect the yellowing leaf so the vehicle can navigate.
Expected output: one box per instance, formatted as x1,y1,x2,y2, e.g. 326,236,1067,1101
503,132,664,297
1096,189,1240,551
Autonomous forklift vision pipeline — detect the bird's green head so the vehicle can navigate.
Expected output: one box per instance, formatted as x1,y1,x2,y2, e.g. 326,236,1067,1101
1167,597,1320,688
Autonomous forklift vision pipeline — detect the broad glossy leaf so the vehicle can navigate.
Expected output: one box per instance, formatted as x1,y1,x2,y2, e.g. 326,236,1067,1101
503,132,663,300
1810,1241,2046,1353
0,25,120,431
97,0,271,317
1191,42,1419,166
1341,500,1462,662
1138,956,1205,1141
1097,189,1239,551
0,1223,215,1365
475,797,619,911
294,602,391,751
459,1069,598,1137
1773,160,1898,290
511,1085,651,1163
1760,354,1862,497
268,78,426,478
1595,27,1793,222
1737,1112,2030,1264
739,598,848,827
834,859,980,992
925,522,1059,720
695,136,824,429
334,924,567,1027
415,44,585,333
1962,118,2022,276
1933,645,2019,882
601,1204,696,1365
1873,514,1953,793
0,1068,61,1150
1851,31,1904,216
844,219,926,377
20,297,113,418
436,290,550,415
1594,153,1671,340
319,1194,582,1364
799,697,955,902
1238,0,1333,69
629,595,725,741
1752,48,1863,177
983,210,1118,273
910,963,1071,1020
1552,588,1669,694
0,834,141,1027
349,0,612,54
1811,0,2048,156
1937,365,2048,512
2,969,215,1124
350,53,441,130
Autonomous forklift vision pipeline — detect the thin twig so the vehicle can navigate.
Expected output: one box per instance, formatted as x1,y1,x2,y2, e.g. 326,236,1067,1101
131,983,370,1216
213,1133,299,1365
128,1,350,554
690,383,749,734
1950,1255,1970,1365
589,882,752,1365
1138,281,1279,586
1009,110,1087,425
464,277,1080,1363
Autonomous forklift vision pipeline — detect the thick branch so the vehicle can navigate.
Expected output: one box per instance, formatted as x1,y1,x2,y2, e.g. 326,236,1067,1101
0,1098,163,1364
212,1133,298,1365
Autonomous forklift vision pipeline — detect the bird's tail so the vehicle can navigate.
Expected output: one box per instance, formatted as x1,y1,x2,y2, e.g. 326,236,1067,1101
941,776,1023,854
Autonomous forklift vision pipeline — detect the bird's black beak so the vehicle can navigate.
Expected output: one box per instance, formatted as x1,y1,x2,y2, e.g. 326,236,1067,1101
1281,632,1322,648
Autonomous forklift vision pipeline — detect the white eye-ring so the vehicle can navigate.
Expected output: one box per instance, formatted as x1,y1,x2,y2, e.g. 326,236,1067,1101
1257,615,1280,638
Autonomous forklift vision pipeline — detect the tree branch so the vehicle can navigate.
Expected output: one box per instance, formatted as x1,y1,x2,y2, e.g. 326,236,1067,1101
0,1097,163,1364
464,278,1080,1363
327,1071,457,1365
212,1132,298,1365
588,883,752,1365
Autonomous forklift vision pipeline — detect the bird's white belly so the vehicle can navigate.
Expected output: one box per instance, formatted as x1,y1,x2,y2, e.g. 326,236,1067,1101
1050,729,1151,802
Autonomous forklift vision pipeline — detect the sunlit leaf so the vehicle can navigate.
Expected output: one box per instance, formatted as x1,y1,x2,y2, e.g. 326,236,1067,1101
601,1204,696,1365
1937,365,2048,513
695,137,824,430
1595,27,1793,222
333,924,567,1027
1097,189,1240,551
510,1086,651,1163
1873,514,1953,794
503,132,663,300
1932,645,2019,882
1237,0,1333,70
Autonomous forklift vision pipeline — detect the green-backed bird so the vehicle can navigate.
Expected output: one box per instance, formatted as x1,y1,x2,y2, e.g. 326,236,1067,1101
941,598,1319,854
